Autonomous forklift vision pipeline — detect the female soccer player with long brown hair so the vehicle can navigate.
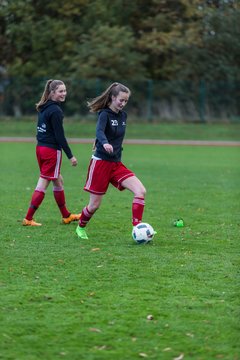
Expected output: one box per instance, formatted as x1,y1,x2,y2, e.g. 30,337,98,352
76,82,146,239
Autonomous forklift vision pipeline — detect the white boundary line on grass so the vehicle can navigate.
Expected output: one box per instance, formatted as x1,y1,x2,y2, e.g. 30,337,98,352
0,137,240,146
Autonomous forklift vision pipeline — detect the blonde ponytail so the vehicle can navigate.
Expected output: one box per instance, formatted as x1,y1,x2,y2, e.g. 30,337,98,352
36,79,64,111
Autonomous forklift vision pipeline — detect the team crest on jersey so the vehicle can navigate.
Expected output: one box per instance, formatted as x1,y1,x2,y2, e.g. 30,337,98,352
111,119,118,126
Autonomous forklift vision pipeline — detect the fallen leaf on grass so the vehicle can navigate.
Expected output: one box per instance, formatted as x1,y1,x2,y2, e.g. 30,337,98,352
147,314,154,320
139,353,148,358
91,248,100,251
95,345,106,350
89,327,101,333
173,354,184,360
163,348,172,352
57,259,65,264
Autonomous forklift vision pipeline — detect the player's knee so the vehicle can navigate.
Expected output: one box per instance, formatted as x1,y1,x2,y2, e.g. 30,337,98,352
88,201,101,213
59,175,64,186
135,185,146,198
141,186,146,198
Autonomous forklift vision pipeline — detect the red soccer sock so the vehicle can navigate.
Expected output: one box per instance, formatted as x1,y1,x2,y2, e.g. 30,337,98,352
53,186,70,218
25,189,45,220
132,196,145,226
79,206,94,227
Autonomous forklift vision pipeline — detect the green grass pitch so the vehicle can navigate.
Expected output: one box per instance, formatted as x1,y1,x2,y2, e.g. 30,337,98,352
0,142,239,360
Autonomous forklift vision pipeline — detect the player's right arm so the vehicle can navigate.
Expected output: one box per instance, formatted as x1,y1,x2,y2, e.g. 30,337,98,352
96,112,113,153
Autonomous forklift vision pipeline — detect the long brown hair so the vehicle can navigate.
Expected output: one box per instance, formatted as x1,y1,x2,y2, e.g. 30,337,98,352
36,79,65,111
87,82,131,113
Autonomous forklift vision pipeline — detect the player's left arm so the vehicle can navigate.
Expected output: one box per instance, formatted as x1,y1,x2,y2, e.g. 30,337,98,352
51,111,73,159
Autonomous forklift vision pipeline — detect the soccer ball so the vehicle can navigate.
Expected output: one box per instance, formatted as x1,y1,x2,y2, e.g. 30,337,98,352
132,223,156,244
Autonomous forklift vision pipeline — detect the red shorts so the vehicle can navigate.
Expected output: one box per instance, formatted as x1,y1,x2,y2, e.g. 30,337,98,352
36,146,62,180
84,158,135,195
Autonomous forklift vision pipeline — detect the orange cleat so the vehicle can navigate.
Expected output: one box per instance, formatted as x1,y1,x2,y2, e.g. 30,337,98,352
22,218,42,226
62,213,81,224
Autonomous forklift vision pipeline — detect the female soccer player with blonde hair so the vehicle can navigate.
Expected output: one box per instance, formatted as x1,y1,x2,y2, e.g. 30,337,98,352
23,79,80,226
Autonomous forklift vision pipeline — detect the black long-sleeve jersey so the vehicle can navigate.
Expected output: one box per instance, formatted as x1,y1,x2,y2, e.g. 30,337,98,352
94,108,127,162
36,100,73,159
